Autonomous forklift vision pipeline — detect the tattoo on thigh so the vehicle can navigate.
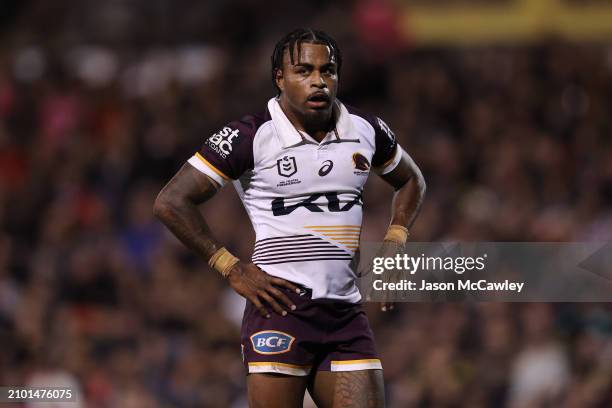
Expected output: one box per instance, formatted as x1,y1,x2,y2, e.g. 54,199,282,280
333,371,383,408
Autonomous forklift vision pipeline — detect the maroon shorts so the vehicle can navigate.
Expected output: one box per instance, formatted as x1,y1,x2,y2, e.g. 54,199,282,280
240,286,382,376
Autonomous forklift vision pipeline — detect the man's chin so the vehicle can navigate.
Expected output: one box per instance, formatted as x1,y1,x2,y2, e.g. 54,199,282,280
303,108,332,124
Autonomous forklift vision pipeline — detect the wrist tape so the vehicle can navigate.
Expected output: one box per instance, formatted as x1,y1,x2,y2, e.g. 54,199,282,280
208,247,239,278
383,225,409,246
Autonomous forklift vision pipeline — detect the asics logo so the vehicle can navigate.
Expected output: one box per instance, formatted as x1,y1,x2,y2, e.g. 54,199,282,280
318,160,333,177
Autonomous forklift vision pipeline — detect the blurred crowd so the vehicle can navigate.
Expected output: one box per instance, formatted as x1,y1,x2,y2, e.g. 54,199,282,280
1,0,612,407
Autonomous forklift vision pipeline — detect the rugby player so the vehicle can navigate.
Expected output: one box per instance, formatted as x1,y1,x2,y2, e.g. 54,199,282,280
154,28,425,408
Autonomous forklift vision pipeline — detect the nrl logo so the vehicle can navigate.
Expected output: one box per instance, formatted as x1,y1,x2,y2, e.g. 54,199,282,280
277,156,297,178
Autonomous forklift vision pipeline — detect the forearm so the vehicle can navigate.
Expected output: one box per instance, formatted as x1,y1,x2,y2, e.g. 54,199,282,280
154,194,221,260
380,149,426,230
389,174,426,230
153,164,223,261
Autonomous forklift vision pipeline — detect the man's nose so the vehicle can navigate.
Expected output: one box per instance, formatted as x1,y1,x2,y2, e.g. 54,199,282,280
311,72,326,88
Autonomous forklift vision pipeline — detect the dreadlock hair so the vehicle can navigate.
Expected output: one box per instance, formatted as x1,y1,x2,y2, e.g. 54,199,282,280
271,28,342,95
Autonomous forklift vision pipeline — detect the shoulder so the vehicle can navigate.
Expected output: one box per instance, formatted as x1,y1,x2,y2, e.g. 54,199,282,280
225,109,272,140
345,104,396,141
229,110,274,167
190,109,271,184
345,104,376,129
344,104,399,168
208,109,271,160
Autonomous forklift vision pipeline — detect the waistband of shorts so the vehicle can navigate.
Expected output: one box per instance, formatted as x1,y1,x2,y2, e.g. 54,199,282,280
286,282,313,298
281,282,362,307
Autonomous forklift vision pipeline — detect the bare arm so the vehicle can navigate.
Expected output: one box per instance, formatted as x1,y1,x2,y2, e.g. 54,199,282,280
153,164,298,317
376,149,426,311
153,163,222,260
380,149,426,229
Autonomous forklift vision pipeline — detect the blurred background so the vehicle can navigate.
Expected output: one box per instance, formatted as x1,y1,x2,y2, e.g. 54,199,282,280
1,0,612,406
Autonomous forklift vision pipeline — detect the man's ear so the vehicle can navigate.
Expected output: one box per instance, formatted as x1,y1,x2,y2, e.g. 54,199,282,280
275,68,284,92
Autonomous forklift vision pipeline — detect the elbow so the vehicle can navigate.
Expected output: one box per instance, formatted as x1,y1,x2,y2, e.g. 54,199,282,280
411,164,426,198
402,171,426,199
417,174,427,198
153,191,174,222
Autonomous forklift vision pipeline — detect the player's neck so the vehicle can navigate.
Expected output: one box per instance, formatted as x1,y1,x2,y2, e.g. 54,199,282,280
279,99,333,143
304,121,333,143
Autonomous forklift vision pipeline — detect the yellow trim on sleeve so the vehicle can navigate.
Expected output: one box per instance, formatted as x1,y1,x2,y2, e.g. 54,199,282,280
195,152,231,181
379,145,398,169
248,362,312,369
331,359,381,365
320,233,361,238
304,225,362,229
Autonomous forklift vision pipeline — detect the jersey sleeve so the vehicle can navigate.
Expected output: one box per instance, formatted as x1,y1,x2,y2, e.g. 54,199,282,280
371,117,402,175
187,117,256,187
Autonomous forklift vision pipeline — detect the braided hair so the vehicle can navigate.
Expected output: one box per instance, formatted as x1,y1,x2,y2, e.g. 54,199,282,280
271,28,342,94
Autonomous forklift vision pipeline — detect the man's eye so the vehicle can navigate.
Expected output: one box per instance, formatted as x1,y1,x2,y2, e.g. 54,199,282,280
323,68,336,76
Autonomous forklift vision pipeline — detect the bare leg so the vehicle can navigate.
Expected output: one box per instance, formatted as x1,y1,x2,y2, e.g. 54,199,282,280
247,373,309,408
308,370,385,408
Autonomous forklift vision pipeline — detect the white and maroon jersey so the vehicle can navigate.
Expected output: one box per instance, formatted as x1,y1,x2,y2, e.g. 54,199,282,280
188,98,403,303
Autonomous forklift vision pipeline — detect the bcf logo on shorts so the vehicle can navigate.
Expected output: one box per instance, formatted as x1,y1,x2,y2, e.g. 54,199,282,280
250,331,295,355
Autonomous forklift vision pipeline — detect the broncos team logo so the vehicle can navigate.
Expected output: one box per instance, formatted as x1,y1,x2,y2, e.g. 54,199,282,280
352,153,370,171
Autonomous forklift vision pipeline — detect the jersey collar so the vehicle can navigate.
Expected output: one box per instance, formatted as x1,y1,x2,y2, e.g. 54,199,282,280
267,97,355,148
